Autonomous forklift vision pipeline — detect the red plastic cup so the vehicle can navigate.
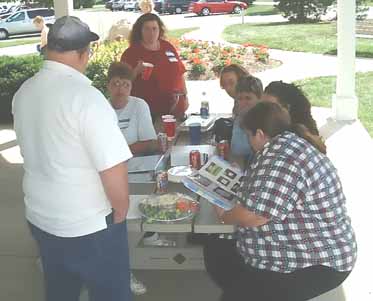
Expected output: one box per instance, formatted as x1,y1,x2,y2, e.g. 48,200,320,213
161,114,174,121
163,118,176,140
142,62,154,80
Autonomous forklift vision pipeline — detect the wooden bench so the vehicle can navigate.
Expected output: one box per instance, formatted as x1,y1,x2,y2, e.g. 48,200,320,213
356,19,373,38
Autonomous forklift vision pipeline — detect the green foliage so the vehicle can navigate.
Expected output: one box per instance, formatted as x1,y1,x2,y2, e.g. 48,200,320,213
276,0,334,22
74,0,96,9
0,55,43,122
86,40,128,95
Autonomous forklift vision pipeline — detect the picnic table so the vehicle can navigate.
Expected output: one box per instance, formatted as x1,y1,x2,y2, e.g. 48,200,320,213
127,115,235,270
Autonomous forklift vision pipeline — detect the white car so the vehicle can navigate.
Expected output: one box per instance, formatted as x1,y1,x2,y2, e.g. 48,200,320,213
112,0,125,11
0,8,55,40
124,0,139,11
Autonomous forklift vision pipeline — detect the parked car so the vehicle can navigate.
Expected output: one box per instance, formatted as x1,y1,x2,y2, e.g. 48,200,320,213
112,0,125,10
105,0,114,10
0,8,55,40
154,0,163,13
189,0,247,16
162,0,197,14
0,5,29,19
124,0,139,11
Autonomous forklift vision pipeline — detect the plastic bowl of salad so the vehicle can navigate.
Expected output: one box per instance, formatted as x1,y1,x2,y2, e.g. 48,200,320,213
138,193,199,222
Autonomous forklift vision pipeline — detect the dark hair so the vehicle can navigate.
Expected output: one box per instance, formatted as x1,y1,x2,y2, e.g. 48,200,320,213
129,13,166,45
219,64,249,87
242,102,327,154
107,62,134,82
264,81,319,136
236,75,263,99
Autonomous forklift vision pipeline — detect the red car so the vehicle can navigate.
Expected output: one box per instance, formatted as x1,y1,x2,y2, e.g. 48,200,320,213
189,0,247,16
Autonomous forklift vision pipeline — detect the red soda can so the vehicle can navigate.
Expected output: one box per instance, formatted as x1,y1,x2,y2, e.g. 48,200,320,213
156,171,168,194
158,132,168,153
217,140,229,160
189,150,201,170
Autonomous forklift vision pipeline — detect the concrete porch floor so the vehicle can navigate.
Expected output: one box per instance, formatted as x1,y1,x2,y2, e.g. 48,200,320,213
0,97,372,300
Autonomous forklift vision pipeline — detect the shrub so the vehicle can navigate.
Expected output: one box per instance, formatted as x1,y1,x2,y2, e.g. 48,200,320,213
74,0,96,9
276,0,334,23
86,40,128,95
0,55,43,123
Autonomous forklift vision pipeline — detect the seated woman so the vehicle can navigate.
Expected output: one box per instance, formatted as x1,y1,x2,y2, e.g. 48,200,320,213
230,75,263,160
220,64,250,116
262,81,321,136
204,102,357,301
107,62,158,156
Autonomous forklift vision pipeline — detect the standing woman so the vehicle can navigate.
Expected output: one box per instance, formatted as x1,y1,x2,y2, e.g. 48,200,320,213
121,13,188,120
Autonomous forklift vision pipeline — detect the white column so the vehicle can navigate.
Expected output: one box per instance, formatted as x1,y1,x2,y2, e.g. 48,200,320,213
332,0,358,121
54,0,74,18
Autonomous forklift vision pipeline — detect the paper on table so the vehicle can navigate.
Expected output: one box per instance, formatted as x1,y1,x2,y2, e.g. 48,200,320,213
127,155,162,173
127,195,147,219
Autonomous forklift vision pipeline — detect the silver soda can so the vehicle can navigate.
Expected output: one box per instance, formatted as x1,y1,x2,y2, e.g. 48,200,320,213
156,171,168,194
158,132,168,153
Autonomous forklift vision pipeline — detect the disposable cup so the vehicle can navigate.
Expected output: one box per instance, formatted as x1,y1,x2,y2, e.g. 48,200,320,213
163,118,176,140
189,122,201,145
161,114,174,121
142,62,154,80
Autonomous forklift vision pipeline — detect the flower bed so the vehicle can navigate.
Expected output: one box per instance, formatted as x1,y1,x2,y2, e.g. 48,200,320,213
171,39,281,80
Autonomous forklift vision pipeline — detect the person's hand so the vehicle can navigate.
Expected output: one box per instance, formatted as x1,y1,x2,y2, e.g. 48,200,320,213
213,205,225,221
133,60,145,77
170,92,188,118
113,210,126,224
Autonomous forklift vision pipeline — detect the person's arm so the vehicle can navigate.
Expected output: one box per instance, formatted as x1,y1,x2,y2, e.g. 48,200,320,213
129,139,159,155
99,162,130,223
40,27,48,48
170,76,189,117
214,204,269,227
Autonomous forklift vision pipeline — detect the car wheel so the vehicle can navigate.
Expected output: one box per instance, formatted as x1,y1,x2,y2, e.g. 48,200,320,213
175,7,182,14
233,5,242,14
0,29,8,40
201,7,210,16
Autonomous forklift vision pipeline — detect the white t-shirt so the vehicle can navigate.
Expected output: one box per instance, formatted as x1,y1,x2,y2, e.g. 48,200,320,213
12,61,132,237
115,96,157,145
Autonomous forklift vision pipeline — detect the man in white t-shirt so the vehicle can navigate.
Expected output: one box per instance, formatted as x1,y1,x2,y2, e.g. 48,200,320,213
12,16,132,301
107,62,158,156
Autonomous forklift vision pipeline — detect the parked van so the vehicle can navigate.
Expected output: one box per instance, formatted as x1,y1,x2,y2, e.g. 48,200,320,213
0,8,55,40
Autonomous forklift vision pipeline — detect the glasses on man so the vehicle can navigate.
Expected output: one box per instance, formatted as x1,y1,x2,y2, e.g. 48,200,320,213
110,79,132,89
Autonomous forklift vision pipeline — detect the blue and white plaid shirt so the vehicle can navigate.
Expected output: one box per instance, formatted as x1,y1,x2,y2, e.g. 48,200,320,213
237,131,357,273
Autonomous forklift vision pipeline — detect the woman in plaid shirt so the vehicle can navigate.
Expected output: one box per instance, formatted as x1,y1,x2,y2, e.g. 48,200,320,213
204,102,357,301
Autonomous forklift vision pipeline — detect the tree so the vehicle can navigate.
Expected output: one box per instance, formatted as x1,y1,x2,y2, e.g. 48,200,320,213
276,0,334,23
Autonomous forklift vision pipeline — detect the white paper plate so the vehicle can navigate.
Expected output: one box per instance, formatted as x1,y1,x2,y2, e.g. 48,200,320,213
168,166,193,183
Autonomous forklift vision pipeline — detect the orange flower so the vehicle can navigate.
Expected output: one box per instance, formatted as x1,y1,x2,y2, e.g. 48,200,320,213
192,57,202,65
225,59,232,66
243,42,254,47
193,48,200,54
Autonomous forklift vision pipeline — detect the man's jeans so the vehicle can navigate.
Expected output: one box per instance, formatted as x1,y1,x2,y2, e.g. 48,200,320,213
29,215,132,301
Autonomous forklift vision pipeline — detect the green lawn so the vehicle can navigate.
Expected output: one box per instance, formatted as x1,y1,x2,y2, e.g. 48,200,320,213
223,22,373,58
245,5,280,16
0,38,39,48
168,27,199,39
295,72,373,137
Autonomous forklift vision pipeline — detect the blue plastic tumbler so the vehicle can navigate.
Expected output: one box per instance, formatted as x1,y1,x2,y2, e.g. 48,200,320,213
189,123,202,145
